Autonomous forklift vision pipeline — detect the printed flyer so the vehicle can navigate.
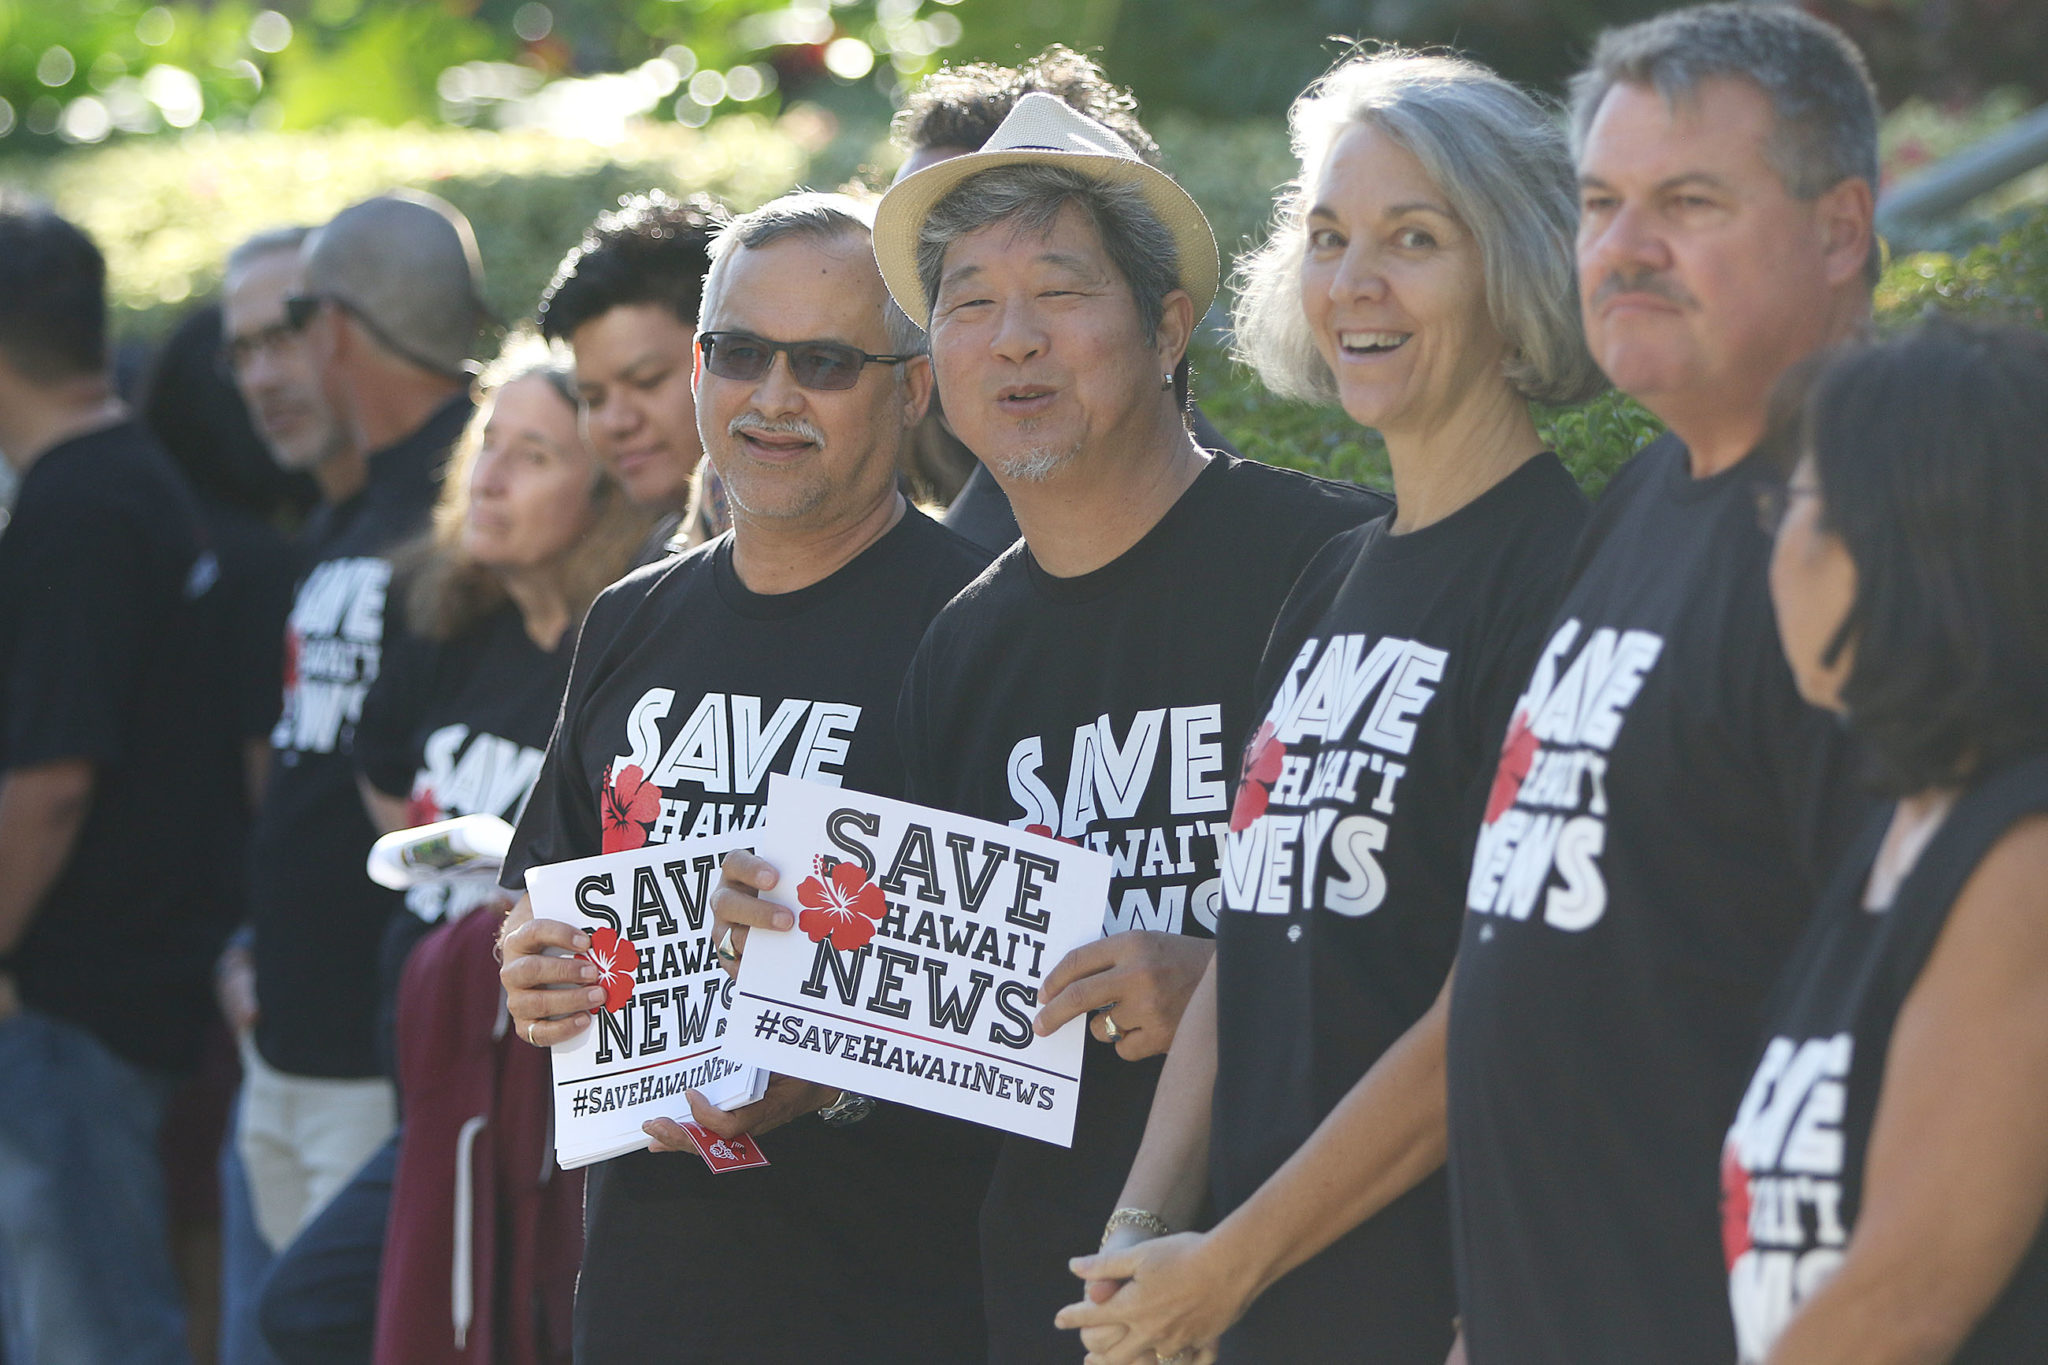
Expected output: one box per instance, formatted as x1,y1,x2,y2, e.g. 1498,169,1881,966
728,775,1110,1147
524,829,766,1169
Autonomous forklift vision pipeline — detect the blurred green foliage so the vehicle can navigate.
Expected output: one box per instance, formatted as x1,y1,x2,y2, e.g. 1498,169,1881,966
14,117,806,335
1876,209,2048,330
0,0,963,154
5,91,2044,500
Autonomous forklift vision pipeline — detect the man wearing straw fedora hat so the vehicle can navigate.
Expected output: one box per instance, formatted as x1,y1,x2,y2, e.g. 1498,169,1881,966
781,92,1384,1360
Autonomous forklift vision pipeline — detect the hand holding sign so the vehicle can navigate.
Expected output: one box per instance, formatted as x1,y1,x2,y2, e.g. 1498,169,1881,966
500,907,603,1046
642,1073,839,1151
727,776,1111,1146
521,828,769,1169
1033,931,1216,1061
709,850,793,974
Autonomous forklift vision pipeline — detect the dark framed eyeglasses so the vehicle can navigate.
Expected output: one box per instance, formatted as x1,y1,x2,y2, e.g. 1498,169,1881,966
218,319,305,377
698,330,915,391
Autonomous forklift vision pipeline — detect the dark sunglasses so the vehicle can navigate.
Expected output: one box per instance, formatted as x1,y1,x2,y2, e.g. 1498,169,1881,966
698,330,914,391
282,293,475,381
281,293,327,333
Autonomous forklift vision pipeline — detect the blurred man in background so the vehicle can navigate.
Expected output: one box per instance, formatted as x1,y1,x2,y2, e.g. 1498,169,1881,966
211,222,368,1365
0,191,240,1365
233,190,483,1360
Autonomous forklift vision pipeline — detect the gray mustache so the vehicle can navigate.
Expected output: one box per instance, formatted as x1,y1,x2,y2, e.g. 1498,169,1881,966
1590,269,1697,310
728,415,825,446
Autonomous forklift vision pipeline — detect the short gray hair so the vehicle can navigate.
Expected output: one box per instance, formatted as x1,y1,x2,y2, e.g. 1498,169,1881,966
915,163,1180,343
1569,3,1880,280
700,191,924,357
1234,50,1604,408
224,225,311,280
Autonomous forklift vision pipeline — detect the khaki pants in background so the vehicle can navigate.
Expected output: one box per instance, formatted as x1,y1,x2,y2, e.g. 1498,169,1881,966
233,1034,396,1252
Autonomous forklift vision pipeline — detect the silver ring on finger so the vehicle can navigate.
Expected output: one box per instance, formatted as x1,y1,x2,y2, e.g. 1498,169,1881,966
714,927,743,965
1100,1010,1123,1044
1158,1354,1186,1365
526,1020,538,1047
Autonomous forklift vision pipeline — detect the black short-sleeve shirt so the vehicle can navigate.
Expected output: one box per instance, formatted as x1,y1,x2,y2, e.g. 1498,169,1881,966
502,507,1002,1363
1211,453,1587,1361
246,397,464,1078
1447,436,1869,1365
355,599,572,1076
0,420,241,1072
896,452,1387,1363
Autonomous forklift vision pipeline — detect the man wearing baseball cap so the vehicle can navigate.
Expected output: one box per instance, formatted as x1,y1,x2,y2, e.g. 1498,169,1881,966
719,94,1386,1361
233,191,481,1355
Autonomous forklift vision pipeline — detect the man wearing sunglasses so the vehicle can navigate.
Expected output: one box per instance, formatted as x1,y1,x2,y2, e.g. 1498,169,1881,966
232,191,484,1353
497,192,998,1361
211,224,369,1365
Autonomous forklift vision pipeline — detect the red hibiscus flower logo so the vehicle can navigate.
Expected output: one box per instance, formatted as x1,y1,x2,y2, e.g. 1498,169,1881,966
1719,1140,1753,1269
1229,722,1287,832
796,857,888,952
1024,824,1080,846
1484,710,1538,825
405,786,442,827
578,927,640,1013
600,764,660,853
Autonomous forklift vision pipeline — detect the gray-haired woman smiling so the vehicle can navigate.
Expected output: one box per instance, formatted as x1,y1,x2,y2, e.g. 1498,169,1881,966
1058,50,1601,1364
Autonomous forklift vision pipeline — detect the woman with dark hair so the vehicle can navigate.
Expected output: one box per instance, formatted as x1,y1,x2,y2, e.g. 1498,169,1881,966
1723,321,2048,1365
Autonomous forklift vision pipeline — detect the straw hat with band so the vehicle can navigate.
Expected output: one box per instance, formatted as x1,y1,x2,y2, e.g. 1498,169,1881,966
872,91,1219,330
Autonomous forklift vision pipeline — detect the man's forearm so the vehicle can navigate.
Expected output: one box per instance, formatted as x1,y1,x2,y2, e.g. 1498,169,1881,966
0,761,96,956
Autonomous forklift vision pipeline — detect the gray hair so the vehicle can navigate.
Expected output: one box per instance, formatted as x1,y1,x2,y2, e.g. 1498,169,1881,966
1569,3,1881,280
1234,50,1604,408
224,225,312,280
700,191,924,358
304,191,488,378
915,163,1180,343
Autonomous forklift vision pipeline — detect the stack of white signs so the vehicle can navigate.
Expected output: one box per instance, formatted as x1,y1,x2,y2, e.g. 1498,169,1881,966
525,828,767,1169
727,775,1110,1147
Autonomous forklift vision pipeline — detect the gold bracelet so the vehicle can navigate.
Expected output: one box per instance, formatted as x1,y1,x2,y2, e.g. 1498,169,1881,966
1101,1207,1173,1247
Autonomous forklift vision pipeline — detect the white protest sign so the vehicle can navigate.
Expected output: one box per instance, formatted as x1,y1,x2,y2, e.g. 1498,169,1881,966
727,775,1109,1146
524,829,766,1169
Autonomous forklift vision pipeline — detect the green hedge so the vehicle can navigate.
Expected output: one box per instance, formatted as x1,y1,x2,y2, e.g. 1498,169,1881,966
6,117,809,338
10,116,2047,500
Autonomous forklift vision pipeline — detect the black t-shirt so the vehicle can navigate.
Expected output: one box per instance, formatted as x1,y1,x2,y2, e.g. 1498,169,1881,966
0,420,242,1072
1211,454,1587,1361
503,508,1000,1363
1724,754,2048,1364
1447,436,1869,1365
356,599,571,1078
247,397,465,1078
897,452,1387,1363
941,403,1242,555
